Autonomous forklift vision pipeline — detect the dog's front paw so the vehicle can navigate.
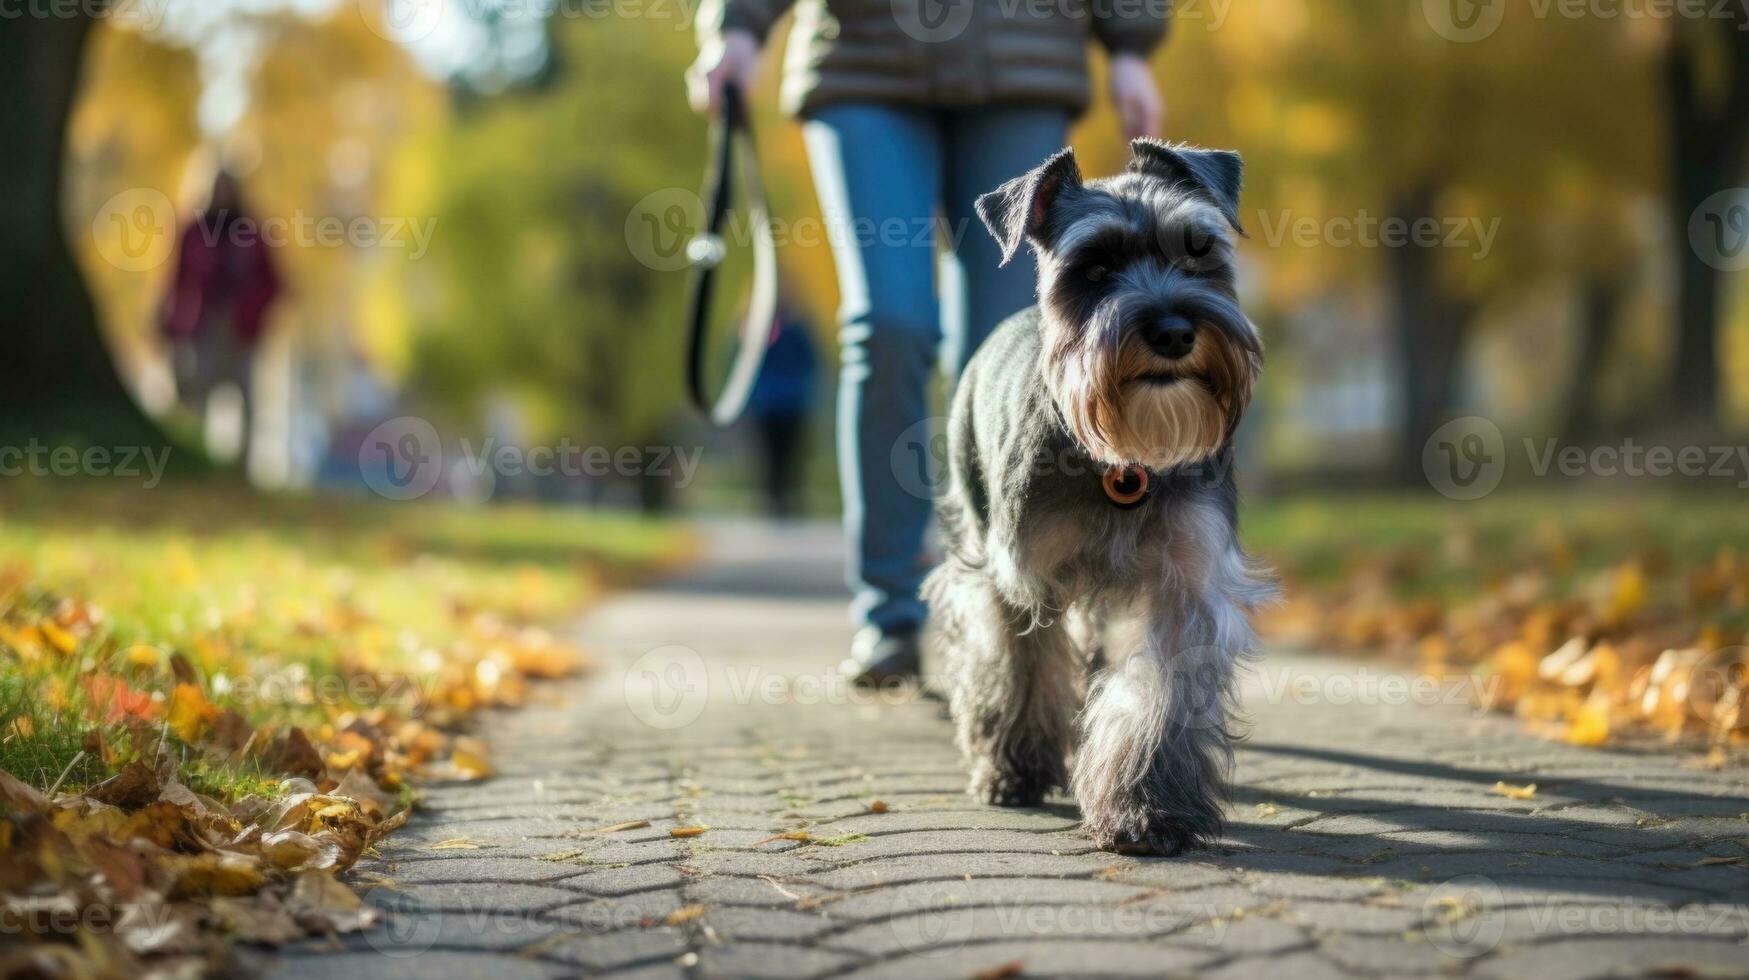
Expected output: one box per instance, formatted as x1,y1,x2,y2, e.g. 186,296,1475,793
967,758,1061,808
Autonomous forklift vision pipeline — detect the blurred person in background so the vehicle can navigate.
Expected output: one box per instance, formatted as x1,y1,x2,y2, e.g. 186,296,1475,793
746,306,819,519
161,168,282,465
688,0,1170,683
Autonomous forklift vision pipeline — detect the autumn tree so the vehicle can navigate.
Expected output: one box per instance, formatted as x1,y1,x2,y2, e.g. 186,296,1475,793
0,5,164,447
1664,10,1749,425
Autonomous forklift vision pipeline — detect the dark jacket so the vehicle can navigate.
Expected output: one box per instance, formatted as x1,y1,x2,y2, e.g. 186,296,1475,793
697,0,1170,117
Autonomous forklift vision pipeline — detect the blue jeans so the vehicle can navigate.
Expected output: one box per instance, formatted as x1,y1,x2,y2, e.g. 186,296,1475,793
803,103,1069,638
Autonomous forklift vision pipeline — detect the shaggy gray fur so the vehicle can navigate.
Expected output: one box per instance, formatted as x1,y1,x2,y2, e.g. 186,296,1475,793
928,140,1275,855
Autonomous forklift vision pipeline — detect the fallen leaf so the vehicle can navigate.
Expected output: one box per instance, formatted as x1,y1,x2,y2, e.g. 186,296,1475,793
576,820,650,836
286,871,378,933
261,830,343,872
0,766,49,812
262,728,325,781
751,831,812,846
167,852,267,899
428,838,483,850
1491,781,1537,800
867,800,888,814
971,961,1025,980
85,762,159,811
669,826,707,838
1566,699,1611,746
168,683,216,743
664,904,707,926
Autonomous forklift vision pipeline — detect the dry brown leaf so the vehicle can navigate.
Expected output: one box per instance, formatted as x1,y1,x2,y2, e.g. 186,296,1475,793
751,831,812,846
668,826,708,838
167,852,267,899
427,838,482,850
0,766,48,812
84,762,159,811
867,800,888,814
286,870,378,934
209,895,305,946
261,830,342,872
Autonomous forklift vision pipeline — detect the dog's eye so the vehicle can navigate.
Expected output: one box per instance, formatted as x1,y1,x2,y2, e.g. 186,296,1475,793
1085,265,1108,283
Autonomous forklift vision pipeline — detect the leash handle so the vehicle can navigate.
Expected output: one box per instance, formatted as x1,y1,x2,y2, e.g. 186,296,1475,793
684,82,778,427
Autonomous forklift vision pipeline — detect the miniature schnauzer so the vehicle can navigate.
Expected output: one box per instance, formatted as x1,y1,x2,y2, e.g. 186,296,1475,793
926,139,1274,855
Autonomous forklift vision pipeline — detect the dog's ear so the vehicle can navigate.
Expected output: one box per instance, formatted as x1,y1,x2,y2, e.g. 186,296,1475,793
976,147,1082,266
1128,139,1244,234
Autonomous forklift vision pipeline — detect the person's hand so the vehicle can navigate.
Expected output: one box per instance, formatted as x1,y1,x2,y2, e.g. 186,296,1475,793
687,29,761,116
1109,53,1164,140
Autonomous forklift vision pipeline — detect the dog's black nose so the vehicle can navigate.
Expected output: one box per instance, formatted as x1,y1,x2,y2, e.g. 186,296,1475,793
1147,317,1197,360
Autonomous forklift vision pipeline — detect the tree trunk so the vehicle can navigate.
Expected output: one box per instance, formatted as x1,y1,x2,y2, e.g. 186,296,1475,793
1560,277,1625,443
1391,186,1474,485
1664,17,1749,427
0,9,163,448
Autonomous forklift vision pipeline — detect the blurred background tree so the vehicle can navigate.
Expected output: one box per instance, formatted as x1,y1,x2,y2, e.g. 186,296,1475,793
7,0,1745,503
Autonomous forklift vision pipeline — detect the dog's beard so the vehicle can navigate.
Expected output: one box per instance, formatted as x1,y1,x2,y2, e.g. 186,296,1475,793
1047,305,1257,472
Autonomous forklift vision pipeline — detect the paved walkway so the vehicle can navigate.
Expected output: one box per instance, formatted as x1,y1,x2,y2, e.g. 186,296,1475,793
269,521,1749,979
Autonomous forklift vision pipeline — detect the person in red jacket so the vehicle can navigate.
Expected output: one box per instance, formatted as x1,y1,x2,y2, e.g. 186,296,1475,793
161,169,281,463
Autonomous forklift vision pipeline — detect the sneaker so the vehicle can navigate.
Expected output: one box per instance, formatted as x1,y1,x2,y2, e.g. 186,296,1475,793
839,625,922,687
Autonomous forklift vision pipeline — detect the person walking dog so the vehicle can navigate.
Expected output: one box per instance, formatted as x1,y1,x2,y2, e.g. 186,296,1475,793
688,0,1172,683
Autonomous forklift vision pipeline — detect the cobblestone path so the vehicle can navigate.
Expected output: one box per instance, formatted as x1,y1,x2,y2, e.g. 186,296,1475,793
267,521,1749,979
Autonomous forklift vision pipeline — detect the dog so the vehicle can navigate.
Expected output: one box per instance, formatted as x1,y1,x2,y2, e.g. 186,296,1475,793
925,139,1274,855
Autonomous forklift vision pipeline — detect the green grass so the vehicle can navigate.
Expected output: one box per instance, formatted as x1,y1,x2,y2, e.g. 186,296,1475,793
1243,489,1749,606
0,479,690,797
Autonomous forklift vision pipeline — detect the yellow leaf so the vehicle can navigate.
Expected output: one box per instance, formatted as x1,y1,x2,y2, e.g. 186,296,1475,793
428,838,482,850
169,853,267,899
168,683,214,743
1566,700,1611,746
664,904,706,926
39,620,78,656
1604,562,1645,624
1492,781,1537,800
669,826,707,838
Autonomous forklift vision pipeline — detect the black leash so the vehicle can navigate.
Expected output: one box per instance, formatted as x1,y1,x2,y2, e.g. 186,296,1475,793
683,82,778,427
